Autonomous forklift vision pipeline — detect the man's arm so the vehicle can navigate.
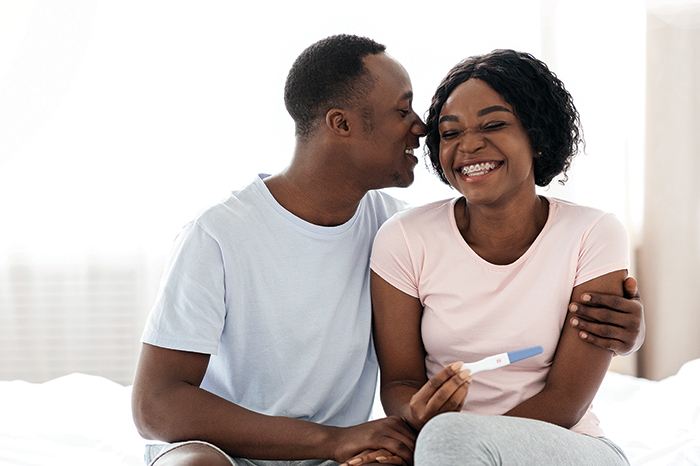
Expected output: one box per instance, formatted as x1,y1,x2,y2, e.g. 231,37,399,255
569,275,645,356
131,343,415,463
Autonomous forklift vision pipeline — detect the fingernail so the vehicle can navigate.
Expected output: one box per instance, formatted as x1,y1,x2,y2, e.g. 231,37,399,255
581,332,588,339
347,459,362,466
450,361,463,372
569,303,578,312
571,318,579,326
376,457,387,462
459,370,471,380
582,294,591,302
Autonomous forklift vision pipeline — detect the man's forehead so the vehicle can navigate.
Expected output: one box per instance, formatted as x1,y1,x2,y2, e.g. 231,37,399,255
364,53,413,98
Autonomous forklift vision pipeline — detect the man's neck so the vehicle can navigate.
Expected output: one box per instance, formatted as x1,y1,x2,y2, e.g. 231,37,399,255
263,164,367,227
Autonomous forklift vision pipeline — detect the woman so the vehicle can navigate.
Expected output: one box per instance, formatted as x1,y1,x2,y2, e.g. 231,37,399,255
369,50,630,465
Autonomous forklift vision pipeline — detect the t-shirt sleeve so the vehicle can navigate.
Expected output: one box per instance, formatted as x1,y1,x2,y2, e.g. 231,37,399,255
370,214,420,298
141,221,226,355
574,213,630,287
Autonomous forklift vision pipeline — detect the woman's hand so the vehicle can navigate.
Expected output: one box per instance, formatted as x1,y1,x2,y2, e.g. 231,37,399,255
402,362,472,432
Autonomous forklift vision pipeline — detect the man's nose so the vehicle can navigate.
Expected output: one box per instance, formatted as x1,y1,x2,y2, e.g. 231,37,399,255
412,117,428,137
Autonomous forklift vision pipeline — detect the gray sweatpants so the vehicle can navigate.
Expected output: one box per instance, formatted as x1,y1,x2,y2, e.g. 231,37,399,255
415,413,629,466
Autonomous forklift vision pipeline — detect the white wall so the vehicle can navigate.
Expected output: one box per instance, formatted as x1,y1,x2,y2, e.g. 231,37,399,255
0,0,649,382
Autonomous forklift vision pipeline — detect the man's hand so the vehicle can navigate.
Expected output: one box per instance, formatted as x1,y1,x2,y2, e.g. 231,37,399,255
331,415,415,466
341,448,406,466
569,276,645,356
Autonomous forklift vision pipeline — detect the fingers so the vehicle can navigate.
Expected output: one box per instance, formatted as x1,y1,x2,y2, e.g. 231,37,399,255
407,362,471,430
424,369,471,415
362,416,415,464
570,298,643,334
575,293,637,316
332,415,416,464
342,449,406,466
573,328,631,355
569,297,643,356
569,302,629,327
569,315,632,352
623,276,640,299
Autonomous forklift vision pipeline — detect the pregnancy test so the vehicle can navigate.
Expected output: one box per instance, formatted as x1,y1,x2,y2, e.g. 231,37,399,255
461,346,543,375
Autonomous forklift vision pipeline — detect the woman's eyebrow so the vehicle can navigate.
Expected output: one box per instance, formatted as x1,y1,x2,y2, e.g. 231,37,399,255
477,105,512,116
438,115,459,124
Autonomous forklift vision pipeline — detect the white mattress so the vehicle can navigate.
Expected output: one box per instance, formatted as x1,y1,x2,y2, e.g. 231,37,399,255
1,359,699,466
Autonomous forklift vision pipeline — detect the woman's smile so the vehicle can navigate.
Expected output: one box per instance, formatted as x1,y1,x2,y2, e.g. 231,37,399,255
457,161,503,179
438,78,536,204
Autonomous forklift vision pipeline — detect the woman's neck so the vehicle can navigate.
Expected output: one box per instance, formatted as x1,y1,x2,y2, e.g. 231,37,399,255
455,194,549,265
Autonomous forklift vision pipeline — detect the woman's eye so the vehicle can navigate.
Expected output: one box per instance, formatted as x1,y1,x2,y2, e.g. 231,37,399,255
440,131,458,140
483,121,507,131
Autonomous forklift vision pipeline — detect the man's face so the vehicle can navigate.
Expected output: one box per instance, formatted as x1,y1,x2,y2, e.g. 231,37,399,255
351,53,427,190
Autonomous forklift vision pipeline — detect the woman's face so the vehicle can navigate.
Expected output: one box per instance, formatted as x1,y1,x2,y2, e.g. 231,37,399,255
438,78,536,207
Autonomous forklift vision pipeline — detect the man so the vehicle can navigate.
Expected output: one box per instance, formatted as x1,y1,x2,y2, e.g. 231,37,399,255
132,35,644,466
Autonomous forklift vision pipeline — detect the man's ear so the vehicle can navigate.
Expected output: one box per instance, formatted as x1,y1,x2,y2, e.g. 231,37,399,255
325,109,351,136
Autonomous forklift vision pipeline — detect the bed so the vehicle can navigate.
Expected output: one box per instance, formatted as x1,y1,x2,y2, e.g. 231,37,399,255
1,359,699,466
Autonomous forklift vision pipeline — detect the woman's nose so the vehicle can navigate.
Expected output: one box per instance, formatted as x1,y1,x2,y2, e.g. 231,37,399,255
458,130,485,153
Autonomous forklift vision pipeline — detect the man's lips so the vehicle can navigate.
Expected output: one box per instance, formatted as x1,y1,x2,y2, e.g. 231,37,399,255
404,149,418,163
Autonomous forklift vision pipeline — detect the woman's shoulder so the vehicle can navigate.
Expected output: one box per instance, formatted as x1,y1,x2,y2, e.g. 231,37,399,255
548,197,617,222
547,197,626,235
376,197,457,243
392,197,458,223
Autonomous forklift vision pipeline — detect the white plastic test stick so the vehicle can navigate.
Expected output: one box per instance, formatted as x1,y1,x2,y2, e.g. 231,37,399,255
461,346,543,375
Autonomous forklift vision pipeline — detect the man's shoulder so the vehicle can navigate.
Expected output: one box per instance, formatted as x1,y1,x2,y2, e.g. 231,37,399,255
365,190,408,214
190,178,266,233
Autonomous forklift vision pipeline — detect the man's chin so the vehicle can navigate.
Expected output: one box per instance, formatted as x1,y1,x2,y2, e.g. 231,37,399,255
393,171,415,189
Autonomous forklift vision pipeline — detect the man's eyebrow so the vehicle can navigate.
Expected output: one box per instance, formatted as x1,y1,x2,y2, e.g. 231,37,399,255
400,91,413,101
477,105,512,117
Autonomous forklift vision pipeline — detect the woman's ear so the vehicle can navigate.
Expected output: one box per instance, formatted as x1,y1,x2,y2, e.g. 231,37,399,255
326,109,351,136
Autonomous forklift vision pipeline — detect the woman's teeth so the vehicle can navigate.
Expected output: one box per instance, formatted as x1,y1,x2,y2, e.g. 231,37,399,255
460,162,498,176
405,149,414,155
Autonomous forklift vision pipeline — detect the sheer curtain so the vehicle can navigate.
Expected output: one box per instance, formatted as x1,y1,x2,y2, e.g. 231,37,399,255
638,1,700,380
0,0,650,383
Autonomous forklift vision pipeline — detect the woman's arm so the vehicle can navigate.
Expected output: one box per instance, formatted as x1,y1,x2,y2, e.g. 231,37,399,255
371,271,471,432
505,269,627,428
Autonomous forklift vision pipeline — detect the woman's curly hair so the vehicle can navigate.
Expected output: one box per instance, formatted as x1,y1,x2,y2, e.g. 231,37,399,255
425,49,583,187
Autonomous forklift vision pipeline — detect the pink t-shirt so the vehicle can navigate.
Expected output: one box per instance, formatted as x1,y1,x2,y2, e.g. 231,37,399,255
370,197,629,436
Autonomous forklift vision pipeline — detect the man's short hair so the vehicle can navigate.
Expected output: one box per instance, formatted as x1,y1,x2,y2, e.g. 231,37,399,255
284,34,386,138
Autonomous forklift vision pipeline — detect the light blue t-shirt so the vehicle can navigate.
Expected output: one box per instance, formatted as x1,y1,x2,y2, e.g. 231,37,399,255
142,175,405,427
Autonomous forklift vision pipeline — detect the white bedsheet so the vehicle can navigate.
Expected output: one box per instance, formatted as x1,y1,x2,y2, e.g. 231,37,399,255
1,360,699,466
593,359,700,465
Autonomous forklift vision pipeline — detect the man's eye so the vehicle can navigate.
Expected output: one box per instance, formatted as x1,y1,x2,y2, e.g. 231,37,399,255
399,109,410,117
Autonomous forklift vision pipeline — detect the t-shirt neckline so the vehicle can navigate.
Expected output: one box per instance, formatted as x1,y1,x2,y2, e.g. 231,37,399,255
448,196,557,269
253,174,364,236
